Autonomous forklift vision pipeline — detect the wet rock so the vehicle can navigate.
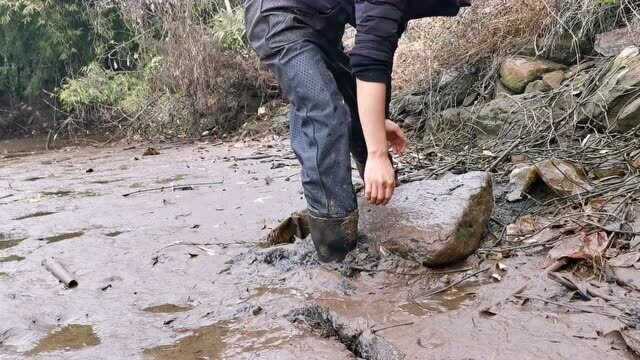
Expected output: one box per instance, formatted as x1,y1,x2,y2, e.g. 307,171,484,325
595,27,640,57
499,56,567,93
525,80,552,93
360,172,494,267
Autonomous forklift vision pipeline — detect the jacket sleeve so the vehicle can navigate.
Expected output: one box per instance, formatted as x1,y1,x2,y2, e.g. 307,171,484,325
351,0,408,83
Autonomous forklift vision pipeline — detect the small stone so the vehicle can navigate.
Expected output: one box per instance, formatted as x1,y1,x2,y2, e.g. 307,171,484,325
525,80,552,93
542,70,566,89
499,56,567,93
252,306,263,316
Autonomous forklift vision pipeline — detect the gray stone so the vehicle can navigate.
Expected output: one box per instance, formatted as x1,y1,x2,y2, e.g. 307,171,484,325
525,80,552,93
595,27,640,57
542,70,566,89
360,172,494,267
580,46,640,131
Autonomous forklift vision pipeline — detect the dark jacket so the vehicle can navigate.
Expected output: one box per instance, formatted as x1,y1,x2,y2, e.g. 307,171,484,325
260,0,463,83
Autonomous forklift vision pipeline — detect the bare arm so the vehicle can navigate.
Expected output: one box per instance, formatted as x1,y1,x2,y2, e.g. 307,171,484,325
357,79,396,205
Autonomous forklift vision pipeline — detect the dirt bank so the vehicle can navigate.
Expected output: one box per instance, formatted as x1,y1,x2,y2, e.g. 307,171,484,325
0,139,636,359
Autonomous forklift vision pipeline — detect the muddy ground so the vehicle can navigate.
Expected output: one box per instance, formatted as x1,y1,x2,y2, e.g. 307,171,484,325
0,137,637,359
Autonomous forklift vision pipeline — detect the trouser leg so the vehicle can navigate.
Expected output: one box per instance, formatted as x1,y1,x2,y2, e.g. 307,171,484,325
245,6,359,262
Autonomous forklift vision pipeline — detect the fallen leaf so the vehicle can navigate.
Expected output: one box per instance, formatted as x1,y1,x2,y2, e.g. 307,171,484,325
547,232,610,265
506,215,547,238
609,251,640,268
535,159,592,196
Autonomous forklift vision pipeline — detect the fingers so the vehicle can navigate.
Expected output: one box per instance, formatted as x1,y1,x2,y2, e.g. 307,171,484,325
382,181,394,205
370,183,380,205
366,181,394,205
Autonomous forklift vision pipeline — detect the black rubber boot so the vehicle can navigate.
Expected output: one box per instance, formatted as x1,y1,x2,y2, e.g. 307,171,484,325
308,211,358,263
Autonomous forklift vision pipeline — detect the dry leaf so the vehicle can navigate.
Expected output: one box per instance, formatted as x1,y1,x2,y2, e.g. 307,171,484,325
535,159,592,196
609,251,640,268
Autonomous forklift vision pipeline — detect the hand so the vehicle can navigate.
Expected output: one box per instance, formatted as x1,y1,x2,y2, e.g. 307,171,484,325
385,119,407,155
364,153,396,206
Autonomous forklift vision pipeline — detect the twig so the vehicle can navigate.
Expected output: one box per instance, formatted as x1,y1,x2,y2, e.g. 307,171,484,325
419,267,490,298
122,181,223,197
514,294,620,319
349,265,473,276
485,138,522,172
372,322,414,334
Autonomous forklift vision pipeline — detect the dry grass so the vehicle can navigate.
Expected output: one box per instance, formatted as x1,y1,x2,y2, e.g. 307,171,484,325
393,0,629,91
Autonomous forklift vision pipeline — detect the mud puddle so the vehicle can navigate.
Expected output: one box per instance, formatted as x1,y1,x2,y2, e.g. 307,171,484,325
143,304,193,314
0,255,25,263
155,174,187,184
26,324,100,355
13,211,56,220
0,234,27,250
143,324,227,360
39,231,85,243
41,190,98,198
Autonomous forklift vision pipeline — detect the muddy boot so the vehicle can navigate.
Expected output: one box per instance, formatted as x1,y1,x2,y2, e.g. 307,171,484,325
308,211,358,263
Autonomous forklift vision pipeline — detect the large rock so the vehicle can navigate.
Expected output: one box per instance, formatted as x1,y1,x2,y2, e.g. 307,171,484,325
499,56,567,93
360,172,494,267
581,46,640,131
595,27,640,57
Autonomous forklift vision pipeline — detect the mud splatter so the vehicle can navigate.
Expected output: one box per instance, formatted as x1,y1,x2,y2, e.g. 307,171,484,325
40,231,85,244
143,304,193,314
14,211,56,220
26,324,100,355
142,324,228,360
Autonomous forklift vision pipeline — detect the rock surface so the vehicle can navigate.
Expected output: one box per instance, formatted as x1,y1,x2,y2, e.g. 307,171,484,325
499,56,567,93
595,27,640,57
525,79,552,93
360,172,494,267
581,46,640,131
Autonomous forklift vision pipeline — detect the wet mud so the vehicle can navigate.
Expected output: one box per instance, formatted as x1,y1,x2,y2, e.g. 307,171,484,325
26,325,100,356
1,138,638,359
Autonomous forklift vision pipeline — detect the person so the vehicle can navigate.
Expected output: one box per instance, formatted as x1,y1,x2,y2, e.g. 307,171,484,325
245,0,470,263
